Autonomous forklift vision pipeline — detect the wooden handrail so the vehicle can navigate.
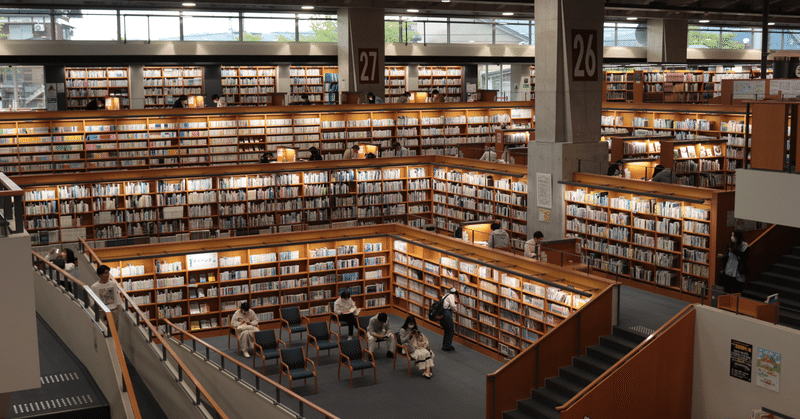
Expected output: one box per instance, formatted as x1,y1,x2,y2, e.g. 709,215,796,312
32,251,89,288
79,237,102,267
0,172,23,197
556,304,696,411
748,223,776,248
106,312,142,419
163,320,340,419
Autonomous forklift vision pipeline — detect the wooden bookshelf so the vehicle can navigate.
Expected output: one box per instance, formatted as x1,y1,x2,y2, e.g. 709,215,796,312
14,156,527,249
323,68,339,105
65,67,130,110
660,138,729,188
0,102,534,175
89,224,611,359
604,71,636,102
562,172,735,304
220,66,277,106
289,66,338,105
529,66,535,100
384,66,407,103
418,66,463,102
143,67,204,109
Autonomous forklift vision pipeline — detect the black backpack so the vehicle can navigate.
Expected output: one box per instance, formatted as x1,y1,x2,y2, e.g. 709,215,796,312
428,292,450,321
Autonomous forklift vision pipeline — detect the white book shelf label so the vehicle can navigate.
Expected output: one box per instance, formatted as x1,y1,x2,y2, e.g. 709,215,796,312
187,252,218,270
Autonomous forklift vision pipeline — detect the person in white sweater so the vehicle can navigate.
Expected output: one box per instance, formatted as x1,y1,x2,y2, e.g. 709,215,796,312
333,290,360,338
232,302,259,358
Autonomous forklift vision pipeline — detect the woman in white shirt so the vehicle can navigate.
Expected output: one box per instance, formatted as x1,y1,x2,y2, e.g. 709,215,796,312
46,247,77,275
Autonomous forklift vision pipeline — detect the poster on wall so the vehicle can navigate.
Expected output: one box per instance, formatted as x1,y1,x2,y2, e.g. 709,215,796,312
536,173,552,209
729,339,753,382
756,347,781,392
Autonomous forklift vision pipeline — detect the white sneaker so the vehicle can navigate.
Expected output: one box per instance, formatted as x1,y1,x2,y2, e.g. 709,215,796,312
244,351,250,358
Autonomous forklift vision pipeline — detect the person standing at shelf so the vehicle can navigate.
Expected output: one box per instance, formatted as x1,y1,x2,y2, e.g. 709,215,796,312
479,146,498,162
173,95,188,109
232,302,259,358
211,94,227,107
308,146,323,161
367,312,396,358
487,222,511,249
717,229,750,295
333,290,360,339
342,144,360,160
439,288,458,351
397,92,411,104
524,231,545,261
392,141,410,157
366,92,384,104
92,264,123,325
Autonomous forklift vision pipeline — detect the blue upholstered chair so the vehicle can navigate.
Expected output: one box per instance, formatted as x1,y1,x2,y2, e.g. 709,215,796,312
393,336,412,376
280,306,309,345
329,301,348,334
338,338,376,387
227,314,240,354
278,347,317,393
253,329,285,373
357,314,383,349
306,321,339,364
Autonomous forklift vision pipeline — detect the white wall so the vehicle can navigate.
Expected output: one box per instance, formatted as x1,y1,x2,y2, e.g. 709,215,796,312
692,305,800,419
735,169,800,228
0,233,40,394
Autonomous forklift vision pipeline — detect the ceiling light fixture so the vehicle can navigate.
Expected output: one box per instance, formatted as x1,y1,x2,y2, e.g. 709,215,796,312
768,22,775,26
182,2,196,6
503,12,514,16
699,19,709,23
442,0,450,2
302,6,314,10
627,17,637,20
407,9,419,13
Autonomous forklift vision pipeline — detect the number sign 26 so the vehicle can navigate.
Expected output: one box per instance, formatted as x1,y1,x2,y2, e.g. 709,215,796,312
358,48,379,84
571,30,598,81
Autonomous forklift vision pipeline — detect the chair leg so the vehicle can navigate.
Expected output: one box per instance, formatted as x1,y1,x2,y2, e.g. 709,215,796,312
393,353,397,370
315,376,318,394
338,362,341,379
350,370,353,387
407,358,411,377
373,367,377,384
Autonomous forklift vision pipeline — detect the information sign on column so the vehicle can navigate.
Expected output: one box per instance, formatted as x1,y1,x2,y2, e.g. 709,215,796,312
358,48,380,84
571,30,599,82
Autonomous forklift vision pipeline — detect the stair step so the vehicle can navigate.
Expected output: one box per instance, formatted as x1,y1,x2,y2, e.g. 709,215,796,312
573,354,613,376
600,333,640,354
503,408,546,419
749,279,800,301
529,387,570,409
770,263,800,279
790,246,800,257
612,326,648,344
560,365,600,387
780,254,800,268
758,272,800,291
546,375,584,399
587,344,628,365
513,398,560,419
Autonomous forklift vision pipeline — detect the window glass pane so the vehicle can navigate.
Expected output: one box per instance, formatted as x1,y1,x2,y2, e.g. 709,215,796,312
688,27,720,48
385,20,404,43
496,21,531,45
0,9,52,40
183,14,240,41
486,65,502,91
66,10,118,41
243,16,296,41
120,14,180,41
617,25,647,47
451,22,493,44
0,66,45,110
779,30,800,50
603,27,616,46
720,30,749,49
422,21,448,44
298,14,337,42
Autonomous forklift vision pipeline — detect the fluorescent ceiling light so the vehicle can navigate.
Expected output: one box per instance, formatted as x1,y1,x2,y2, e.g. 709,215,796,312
503,12,514,16
768,22,775,25
442,0,450,2
699,19,709,23
407,9,419,13
627,17,637,20
182,2,196,6
302,6,315,10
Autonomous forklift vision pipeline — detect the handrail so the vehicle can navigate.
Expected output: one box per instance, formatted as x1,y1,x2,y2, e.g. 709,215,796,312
0,172,25,234
556,304,695,411
79,237,102,268
31,251,142,419
106,312,142,419
748,223,777,248
163,320,339,419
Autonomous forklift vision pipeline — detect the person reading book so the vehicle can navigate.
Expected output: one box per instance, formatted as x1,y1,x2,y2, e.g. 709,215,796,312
333,290,360,339
232,302,259,358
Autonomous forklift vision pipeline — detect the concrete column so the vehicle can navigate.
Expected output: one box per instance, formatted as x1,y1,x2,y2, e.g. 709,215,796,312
203,64,222,104
129,65,144,109
529,0,608,241
647,19,688,63
509,64,529,101
337,8,385,103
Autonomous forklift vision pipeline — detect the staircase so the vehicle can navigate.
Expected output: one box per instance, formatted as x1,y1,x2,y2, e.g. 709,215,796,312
502,326,647,419
742,246,800,329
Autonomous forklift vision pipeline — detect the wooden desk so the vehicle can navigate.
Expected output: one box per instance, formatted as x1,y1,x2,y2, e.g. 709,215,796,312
718,294,779,323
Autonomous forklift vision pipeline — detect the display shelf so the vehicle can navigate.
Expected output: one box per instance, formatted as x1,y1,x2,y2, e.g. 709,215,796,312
65,67,131,110
562,172,734,303
418,66,463,102
143,66,204,108
0,102,534,173
289,66,338,105
220,66,277,106
90,224,609,359
604,71,635,102
14,155,527,247
659,138,729,188
385,66,407,103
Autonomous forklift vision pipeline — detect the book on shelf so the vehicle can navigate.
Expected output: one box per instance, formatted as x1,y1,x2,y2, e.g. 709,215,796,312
679,147,688,158
687,147,697,158
191,320,201,331
189,274,197,284
197,288,205,298
698,146,706,157
200,274,207,283
713,145,722,156
189,289,197,299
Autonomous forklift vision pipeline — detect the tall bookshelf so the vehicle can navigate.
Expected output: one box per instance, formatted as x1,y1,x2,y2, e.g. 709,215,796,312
418,66,463,102
323,68,339,105
65,67,130,110
563,172,734,303
0,102,533,175
529,66,536,100
220,66,277,106
604,71,635,102
89,224,609,359
15,156,527,248
143,66,204,108
385,66,407,103
659,139,729,188
289,66,339,104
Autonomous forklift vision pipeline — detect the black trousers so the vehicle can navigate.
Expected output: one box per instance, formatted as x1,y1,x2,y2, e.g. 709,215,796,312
339,312,357,336
719,273,744,295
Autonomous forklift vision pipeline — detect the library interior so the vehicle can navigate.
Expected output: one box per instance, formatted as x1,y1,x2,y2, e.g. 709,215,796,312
2,0,800,419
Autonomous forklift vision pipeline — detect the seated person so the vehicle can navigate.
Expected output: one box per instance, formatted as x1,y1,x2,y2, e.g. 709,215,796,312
480,147,497,162
367,312,396,358
342,145,360,160
333,290,360,339
397,92,411,104
212,94,227,107
299,94,312,105
173,95,188,108
260,152,275,163
651,164,675,183
231,302,259,358
366,91,384,104
487,222,510,249
398,316,434,378
392,141,410,157
607,160,623,177
524,231,545,260
308,146,323,161
366,152,377,159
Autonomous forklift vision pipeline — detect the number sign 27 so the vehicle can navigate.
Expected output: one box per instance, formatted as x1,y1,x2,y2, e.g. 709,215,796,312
358,48,380,84
571,30,598,81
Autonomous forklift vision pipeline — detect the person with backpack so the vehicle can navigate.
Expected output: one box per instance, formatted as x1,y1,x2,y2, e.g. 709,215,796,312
439,288,458,351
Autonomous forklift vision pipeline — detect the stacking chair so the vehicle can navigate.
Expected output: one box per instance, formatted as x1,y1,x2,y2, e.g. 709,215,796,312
357,315,383,350
306,321,340,364
253,329,285,373
227,315,240,354
280,307,309,345
278,347,317,393
329,301,349,334
338,338,376,387
393,338,412,376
